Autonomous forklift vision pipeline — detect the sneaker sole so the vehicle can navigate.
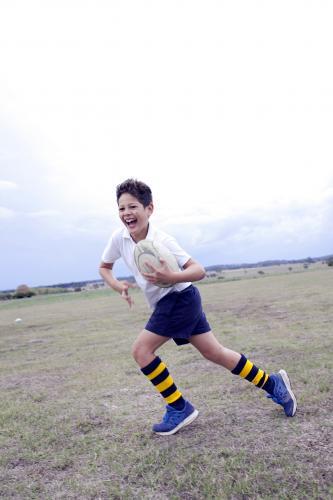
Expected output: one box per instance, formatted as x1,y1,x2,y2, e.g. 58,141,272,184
279,369,297,416
154,409,199,436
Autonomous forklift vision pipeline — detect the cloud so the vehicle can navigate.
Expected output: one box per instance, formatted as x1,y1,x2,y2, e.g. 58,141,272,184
0,180,18,190
0,206,15,218
159,194,333,265
1,1,332,290
25,210,61,218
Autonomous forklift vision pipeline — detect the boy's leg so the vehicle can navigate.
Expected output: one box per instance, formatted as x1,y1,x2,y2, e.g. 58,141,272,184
190,331,273,391
190,331,296,416
132,330,198,434
132,329,169,368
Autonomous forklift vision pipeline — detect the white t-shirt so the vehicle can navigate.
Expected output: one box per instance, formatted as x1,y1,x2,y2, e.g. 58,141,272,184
101,224,192,309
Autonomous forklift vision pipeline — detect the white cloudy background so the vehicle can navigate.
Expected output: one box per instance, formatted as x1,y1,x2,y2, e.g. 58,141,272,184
1,0,333,290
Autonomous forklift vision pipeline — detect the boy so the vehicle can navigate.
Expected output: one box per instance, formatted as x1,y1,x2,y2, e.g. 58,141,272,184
99,179,297,436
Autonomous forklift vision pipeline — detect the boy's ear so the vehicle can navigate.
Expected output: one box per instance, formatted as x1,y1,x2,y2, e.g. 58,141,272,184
147,202,154,216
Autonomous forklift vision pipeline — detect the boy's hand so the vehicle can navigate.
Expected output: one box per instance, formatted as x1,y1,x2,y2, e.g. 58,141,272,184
119,281,135,307
142,259,178,286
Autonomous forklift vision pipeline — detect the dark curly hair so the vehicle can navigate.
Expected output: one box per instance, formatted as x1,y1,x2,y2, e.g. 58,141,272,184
116,179,153,207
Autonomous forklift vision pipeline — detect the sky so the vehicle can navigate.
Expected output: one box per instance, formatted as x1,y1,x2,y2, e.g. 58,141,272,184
1,0,333,291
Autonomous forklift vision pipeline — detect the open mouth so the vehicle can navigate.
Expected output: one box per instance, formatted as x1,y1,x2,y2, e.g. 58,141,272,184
125,218,137,229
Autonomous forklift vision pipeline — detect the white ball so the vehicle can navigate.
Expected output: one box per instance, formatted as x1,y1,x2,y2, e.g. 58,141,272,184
15,318,22,323
134,239,179,288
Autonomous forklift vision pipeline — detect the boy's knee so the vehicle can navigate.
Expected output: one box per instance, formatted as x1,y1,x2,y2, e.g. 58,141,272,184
201,344,224,363
201,348,217,362
131,339,142,363
132,339,151,366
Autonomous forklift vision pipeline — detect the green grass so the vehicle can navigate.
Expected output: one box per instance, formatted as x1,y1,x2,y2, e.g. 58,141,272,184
0,267,332,499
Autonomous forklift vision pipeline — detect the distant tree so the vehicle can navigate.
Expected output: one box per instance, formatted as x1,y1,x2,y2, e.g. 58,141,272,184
35,287,69,295
0,292,12,301
327,257,333,267
13,284,36,299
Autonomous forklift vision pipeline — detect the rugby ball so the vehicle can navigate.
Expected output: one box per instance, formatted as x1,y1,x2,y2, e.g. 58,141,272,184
134,239,179,288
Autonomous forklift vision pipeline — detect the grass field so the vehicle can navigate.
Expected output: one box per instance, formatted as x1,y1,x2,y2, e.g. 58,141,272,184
0,267,332,499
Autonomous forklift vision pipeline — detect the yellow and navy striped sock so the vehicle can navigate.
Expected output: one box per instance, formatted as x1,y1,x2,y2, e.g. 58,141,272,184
231,354,275,395
141,356,186,410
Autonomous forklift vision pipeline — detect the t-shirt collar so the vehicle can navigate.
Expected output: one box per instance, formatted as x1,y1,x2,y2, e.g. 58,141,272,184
122,222,155,240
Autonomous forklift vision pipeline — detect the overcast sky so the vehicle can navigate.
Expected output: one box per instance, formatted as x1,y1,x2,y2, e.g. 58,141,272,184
1,1,333,290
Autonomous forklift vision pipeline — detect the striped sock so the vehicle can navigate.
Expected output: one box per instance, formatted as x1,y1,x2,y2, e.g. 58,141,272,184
141,356,186,410
231,354,275,395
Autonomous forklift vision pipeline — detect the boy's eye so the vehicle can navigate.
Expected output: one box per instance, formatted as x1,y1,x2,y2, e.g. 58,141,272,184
119,205,137,211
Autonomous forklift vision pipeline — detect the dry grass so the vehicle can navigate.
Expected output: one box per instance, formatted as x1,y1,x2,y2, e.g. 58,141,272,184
0,266,332,499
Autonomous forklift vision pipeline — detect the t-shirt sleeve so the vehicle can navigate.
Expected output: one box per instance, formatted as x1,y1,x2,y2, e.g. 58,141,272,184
101,232,122,264
162,236,191,268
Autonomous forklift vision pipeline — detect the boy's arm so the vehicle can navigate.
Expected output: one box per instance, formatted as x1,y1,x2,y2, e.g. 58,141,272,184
143,258,205,286
99,261,134,307
179,258,206,283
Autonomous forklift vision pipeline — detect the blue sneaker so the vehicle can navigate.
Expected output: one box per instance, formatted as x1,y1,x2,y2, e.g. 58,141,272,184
153,401,199,435
268,369,297,417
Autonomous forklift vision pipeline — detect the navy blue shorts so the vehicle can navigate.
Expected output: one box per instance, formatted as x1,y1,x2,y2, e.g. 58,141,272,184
145,285,211,346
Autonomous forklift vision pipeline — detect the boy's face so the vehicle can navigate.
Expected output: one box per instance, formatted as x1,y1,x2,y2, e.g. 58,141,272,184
118,193,153,242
